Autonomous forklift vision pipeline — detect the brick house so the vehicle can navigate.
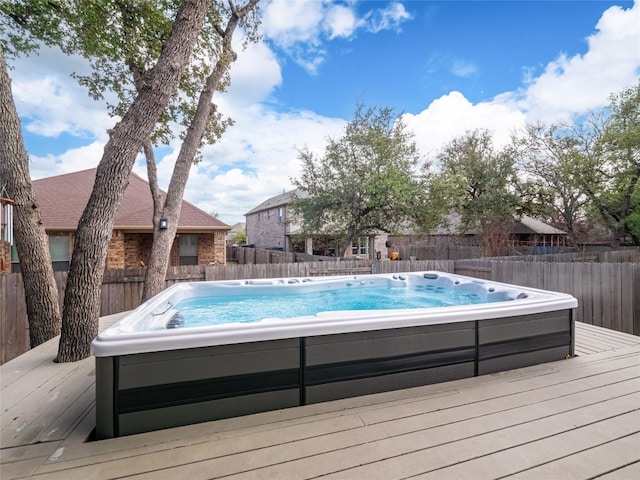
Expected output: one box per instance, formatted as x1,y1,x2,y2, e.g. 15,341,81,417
244,189,387,259
2,168,229,273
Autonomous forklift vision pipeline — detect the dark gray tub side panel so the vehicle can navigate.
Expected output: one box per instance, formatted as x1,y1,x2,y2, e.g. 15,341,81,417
478,346,570,375
306,322,476,366
118,389,300,437
118,338,300,389
105,339,300,438
95,357,116,440
477,309,572,375
305,323,476,403
478,311,571,343
306,362,474,404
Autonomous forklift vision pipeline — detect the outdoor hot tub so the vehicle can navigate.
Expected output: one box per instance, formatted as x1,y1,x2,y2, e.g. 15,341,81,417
91,271,577,439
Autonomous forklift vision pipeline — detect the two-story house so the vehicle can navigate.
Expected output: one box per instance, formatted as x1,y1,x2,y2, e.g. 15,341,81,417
244,189,386,258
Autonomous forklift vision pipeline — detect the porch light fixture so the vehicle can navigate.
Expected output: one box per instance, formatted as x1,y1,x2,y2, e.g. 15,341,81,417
159,217,168,230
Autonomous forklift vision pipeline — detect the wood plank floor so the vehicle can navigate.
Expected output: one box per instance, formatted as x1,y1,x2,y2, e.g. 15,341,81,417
1,317,639,479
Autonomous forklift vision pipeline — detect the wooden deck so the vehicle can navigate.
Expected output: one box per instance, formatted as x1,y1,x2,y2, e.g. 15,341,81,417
1,316,639,479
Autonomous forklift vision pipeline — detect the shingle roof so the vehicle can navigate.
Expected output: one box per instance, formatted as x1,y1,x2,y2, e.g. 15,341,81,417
32,168,229,231
244,189,306,216
399,213,566,236
512,215,567,235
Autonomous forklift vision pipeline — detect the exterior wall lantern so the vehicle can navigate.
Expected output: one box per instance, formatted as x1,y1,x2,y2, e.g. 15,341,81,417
159,217,168,230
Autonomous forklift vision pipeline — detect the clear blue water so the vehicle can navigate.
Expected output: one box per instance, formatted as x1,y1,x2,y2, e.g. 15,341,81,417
171,284,500,328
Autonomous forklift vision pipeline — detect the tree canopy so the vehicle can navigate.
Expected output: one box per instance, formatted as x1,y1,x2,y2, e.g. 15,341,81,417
515,122,592,248
430,129,520,256
2,0,217,361
1,0,261,360
586,82,640,245
291,104,435,257
0,0,255,148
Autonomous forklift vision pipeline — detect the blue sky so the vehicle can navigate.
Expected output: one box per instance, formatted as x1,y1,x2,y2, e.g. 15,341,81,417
7,0,640,225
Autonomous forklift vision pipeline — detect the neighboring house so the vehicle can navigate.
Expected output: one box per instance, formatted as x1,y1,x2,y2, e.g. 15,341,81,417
226,222,246,245
244,189,387,259
245,189,297,252
510,215,568,247
389,213,568,254
244,191,568,260
5,168,230,273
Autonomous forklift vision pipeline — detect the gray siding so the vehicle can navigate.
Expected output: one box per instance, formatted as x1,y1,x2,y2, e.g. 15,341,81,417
96,309,574,439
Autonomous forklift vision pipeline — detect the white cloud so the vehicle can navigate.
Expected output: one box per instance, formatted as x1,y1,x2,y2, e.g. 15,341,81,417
222,39,282,107
451,60,477,78
261,0,412,74
509,1,640,123
29,141,107,179
325,4,359,39
9,47,115,139
130,101,345,225
261,0,325,48
402,91,526,159
364,2,412,33
159,105,346,224
404,0,640,158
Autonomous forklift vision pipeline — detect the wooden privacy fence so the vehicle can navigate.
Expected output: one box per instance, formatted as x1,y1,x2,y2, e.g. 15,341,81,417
1,257,638,364
229,247,336,264
476,248,640,264
231,245,639,265
453,259,639,336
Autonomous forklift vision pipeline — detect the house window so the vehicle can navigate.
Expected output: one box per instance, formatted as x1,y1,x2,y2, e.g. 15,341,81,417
352,237,368,256
49,235,70,271
278,207,284,223
179,234,198,265
10,234,70,271
10,244,19,273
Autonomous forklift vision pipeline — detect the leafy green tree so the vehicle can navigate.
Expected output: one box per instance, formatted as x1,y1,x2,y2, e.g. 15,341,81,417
291,105,435,257
515,122,592,248
232,230,246,245
2,0,261,360
2,0,214,361
431,129,519,257
7,0,260,302
585,82,640,246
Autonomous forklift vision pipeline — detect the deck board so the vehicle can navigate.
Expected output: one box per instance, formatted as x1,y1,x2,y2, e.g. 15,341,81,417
597,461,640,479
1,320,638,480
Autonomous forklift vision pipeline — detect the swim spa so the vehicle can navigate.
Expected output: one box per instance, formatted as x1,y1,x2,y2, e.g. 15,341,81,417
92,271,577,439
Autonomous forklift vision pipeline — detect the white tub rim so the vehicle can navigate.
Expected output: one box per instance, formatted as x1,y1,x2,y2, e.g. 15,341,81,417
91,271,577,357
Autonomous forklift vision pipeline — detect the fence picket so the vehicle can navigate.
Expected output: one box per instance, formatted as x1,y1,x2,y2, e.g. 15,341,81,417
611,262,622,332
621,263,634,334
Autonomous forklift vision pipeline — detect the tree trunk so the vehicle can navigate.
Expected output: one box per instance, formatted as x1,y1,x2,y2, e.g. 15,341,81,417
56,0,211,362
0,47,61,347
480,217,511,257
140,140,167,301
338,226,356,258
142,0,259,301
